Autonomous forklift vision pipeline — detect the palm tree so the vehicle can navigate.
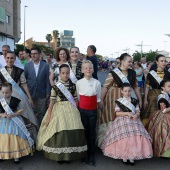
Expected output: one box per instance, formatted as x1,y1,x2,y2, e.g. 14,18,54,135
52,30,60,48
53,30,59,39
45,34,52,47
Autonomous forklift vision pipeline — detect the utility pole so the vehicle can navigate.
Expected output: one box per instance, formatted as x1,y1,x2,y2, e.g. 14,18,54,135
115,51,119,57
135,41,151,60
122,47,130,53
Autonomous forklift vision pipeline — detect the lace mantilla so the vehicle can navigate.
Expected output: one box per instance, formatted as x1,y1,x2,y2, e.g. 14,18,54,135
43,145,87,154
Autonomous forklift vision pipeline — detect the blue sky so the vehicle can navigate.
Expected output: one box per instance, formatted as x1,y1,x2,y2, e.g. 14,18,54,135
19,0,170,57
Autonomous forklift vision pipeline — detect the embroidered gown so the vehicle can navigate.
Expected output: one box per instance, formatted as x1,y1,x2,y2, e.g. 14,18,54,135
51,61,83,84
146,91,170,157
68,61,84,81
141,69,170,126
97,68,137,147
0,96,32,159
36,80,87,161
102,97,153,160
0,66,38,141
51,62,62,84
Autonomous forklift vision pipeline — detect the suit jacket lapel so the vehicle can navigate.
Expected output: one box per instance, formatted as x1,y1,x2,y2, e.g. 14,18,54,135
30,61,36,79
37,60,42,78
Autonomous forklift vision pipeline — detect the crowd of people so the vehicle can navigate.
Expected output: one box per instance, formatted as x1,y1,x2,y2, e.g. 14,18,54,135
0,44,170,167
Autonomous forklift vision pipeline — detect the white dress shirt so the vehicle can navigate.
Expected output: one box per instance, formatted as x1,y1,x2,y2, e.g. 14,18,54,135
141,63,147,69
33,61,40,77
0,55,24,69
76,77,101,102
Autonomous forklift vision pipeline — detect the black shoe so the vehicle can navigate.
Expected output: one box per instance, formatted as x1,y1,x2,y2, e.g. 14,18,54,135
0,159,4,162
65,161,70,164
129,160,135,166
88,154,95,166
14,158,20,164
58,161,64,164
122,160,129,165
81,157,87,165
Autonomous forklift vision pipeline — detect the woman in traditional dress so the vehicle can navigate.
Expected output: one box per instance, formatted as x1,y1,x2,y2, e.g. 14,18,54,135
0,82,33,163
102,83,152,165
49,48,70,86
68,47,84,83
142,54,170,126
146,79,170,157
0,51,38,141
97,53,142,147
37,64,87,163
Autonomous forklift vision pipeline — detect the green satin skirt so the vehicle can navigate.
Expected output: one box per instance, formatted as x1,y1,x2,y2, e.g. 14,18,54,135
43,129,87,161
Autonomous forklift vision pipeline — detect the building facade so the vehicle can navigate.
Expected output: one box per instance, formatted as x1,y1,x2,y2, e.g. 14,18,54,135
60,30,75,50
157,50,170,58
0,0,21,51
23,30,75,51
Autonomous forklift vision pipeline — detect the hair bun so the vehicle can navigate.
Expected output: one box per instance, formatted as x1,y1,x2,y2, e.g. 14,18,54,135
120,53,131,61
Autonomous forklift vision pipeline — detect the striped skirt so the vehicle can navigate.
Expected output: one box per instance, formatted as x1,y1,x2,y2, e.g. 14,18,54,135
146,110,170,157
141,89,161,126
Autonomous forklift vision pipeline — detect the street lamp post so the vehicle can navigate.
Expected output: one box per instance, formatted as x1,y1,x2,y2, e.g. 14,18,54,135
24,5,28,49
110,53,114,58
122,47,130,53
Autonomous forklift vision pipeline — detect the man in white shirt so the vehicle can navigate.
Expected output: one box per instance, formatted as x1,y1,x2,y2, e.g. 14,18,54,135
0,45,24,69
141,57,147,69
24,47,51,125
46,55,54,69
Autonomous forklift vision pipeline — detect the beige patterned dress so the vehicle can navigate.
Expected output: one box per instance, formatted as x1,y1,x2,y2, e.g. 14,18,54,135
36,80,87,161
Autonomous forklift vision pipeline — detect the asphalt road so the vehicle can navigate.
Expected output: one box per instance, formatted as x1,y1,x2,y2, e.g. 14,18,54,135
1,71,170,170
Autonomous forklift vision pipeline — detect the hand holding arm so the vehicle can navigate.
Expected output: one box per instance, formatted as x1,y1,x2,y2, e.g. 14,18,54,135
134,86,142,108
7,109,23,120
133,112,140,120
116,111,134,118
100,87,108,109
144,86,149,109
22,83,34,107
49,70,55,86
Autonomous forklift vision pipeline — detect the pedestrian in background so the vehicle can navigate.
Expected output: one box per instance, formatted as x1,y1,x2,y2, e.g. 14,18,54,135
86,45,98,80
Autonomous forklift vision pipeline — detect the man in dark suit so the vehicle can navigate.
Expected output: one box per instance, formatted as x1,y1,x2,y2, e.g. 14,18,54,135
86,45,98,80
24,47,51,125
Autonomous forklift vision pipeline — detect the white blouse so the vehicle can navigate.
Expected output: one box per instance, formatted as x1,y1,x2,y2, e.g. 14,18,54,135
76,77,101,102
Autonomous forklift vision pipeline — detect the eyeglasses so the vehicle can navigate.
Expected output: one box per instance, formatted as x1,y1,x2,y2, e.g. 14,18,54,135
31,53,39,56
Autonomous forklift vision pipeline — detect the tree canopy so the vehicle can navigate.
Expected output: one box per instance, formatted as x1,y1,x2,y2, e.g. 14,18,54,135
132,50,158,62
32,44,54,55
14,44,25,55
45,34,52,44
53,30,59,39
